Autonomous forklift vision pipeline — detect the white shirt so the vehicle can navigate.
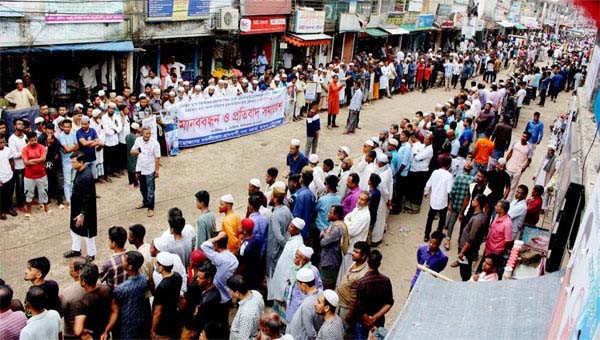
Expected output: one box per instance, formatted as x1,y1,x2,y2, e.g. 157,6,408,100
0,147,14,183
101,113,122,147
132,137,161,175
349,88,362,111
19,310,61,340
168,61,186,78
410,144,433,172
344,205,371,249
424,169,453,210
8,133,26,170
508,199,527,235
516,88,527,107
79,65,99,89
118,114,130,144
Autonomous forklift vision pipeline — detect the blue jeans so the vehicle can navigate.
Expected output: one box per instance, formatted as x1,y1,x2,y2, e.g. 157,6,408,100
139,172,155,210
355,321,370,340
471,162,487,176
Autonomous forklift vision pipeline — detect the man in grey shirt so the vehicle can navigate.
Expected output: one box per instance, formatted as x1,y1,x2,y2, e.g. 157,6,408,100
316,290,344,340
266,185,293,277
286,268,323,340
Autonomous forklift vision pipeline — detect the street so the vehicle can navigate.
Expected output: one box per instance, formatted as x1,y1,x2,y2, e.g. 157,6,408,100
0,66,567,325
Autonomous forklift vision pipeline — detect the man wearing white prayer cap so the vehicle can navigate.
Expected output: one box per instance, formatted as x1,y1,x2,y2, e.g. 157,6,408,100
315,290,344,340
286,245,324,322
267,217,305,302
286,266,323,340
152,251,185,338
265,180,293,278
151,237,187,295
248,178,261,195
288,138,308,176
373,152,393,245
218,194,242,253
307,154,325,197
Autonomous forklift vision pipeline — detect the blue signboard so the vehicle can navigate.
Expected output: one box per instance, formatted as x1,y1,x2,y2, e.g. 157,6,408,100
417,14,435,28
147,0,209,21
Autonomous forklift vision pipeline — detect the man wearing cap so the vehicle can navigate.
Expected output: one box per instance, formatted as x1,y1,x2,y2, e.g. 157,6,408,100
218,194,242,253
287,139,308,176
266,182,293,277
131,126,160,217
307,154,325,198
152,252,183,339
372,154,393,244
286,246,323,323
286,267,323,340
316,290,344,340
268,217,305,302
4,79,35,110
102,103,122,177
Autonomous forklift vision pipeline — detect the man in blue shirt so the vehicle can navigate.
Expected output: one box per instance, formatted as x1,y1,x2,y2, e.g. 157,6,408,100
315,175,341,231
392,130,412,215
459,118,474,154
525,112,544,149
287,138,308,176
292,171,315,240
248,193,268,258
549,70,563,102
76,116,100,179
410,231,448,289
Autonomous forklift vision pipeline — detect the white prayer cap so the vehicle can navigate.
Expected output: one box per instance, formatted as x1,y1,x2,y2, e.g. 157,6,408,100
81,116,90,123
169,91,176,97
153,237,169,252
34,117,44,124
290,138,301,146
156,252,174,266
323,289,339,307
183,80,190,85
131,122,140,131
371,136,379,145
98,90,106,96
220,194,234,204
274,76,281,81
364,140,374,147
308,154,319,164
291,217,306,230
497,157,507,165
486,100,494,105
377,154,389,164
252,80,258,84
296,267,315,282
107,102,117,108
91,109,102,118
547,144,556,150
194,85,202,90
15,79,23,84
272,181,287,194
74,103,84,109
471,87,477,92
297,245,314,259
139,94,147,99
339,146,350,156
464,101,472,106
153,88,161,94
388,138,399,146
249,178,261,188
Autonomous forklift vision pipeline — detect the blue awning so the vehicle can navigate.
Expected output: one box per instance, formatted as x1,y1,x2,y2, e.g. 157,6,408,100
0,41,134,54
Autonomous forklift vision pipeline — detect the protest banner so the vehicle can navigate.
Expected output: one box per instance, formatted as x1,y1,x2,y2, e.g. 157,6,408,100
305,82,318,101
177,88,286,147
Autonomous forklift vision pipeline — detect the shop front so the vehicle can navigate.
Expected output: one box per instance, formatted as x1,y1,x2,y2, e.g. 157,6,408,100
280,9,331,69
0,41,134,109
333,13,362,62
401,14,436,51
383,12,410,50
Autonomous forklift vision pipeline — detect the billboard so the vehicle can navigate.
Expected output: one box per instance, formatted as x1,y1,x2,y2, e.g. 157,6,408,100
147,0,210,21
45,0,124,23
240,0,291,16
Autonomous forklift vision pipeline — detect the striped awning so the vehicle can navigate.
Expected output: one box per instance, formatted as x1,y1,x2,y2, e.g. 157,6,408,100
283,34,332,47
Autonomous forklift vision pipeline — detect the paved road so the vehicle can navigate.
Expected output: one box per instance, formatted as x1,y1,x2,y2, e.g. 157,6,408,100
0,65,568,325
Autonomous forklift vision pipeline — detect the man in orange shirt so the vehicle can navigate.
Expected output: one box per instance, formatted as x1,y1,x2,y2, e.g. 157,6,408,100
471,129,494,176
219,194,242,254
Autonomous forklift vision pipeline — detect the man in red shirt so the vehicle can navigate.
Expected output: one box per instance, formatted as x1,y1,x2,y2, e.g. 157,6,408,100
21,132,48,218
524,185,544,226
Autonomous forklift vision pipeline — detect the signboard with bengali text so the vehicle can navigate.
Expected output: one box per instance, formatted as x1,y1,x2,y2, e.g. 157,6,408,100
45,0,124,23
146,0,210,22
177,89,286,147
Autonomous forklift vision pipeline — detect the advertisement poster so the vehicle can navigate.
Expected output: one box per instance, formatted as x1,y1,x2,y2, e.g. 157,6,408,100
46,0,124,23
146,0,210,21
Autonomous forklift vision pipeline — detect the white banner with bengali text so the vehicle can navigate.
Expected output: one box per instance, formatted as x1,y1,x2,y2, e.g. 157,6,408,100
177,88,286,147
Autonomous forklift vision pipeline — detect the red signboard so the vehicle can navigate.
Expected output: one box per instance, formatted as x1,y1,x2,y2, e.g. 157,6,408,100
240,16,287,35
241,0,291,16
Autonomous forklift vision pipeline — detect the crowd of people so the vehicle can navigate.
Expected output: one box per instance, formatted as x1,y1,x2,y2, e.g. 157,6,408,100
0,31,594,340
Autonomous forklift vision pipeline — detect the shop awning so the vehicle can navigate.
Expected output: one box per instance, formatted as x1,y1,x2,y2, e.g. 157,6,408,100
383,27,410,35
282,34,332,47
364,28,389,37
0,41,135,54
400,25,435,32
385,272,563,340
497,20,514,28
514,23,527,30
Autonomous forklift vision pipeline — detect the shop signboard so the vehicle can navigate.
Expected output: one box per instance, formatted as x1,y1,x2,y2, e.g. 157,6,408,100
339,13,362,32
416,14,435,28
240,16,286,34
45,0,124,23
324,0,350,32
407,0,423,12
521,15,539,29
293,9,326,34
386,12,405,27
240,0,291,16
177,88,286,147
146,0,210,21
507,2,521,23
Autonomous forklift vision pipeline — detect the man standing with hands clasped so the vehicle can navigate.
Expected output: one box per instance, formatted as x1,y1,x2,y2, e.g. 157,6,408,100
131,126,161,217
64,151,97,262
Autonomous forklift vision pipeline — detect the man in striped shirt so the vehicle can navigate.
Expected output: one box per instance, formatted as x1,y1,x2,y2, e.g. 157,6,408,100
100,226,128,289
